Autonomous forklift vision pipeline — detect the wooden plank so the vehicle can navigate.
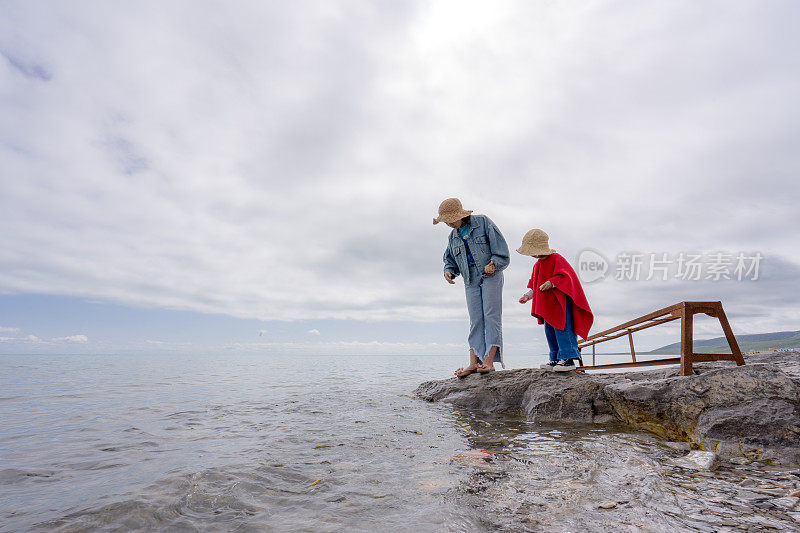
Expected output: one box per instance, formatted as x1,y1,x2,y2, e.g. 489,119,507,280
581,329,636,345
582,315,680,345
582,302,685,341
585,301,721,344
680,306,693,376
716,305,746,366
578,316,680,348
576,357,682,371
687,301,722,317
628,330,636,362
690,353,739,362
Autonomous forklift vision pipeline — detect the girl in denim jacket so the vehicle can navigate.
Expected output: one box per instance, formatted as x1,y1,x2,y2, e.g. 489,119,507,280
434,198,510,377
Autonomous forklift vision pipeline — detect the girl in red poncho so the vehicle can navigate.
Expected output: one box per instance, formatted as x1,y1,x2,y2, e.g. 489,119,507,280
517,229,593,372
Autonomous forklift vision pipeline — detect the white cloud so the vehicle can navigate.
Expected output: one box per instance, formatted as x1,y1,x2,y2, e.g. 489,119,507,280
0,1,798,340
0,326,20,333
25,335,41,342
0,336,14,341
307,329,321,336
52,334,88,343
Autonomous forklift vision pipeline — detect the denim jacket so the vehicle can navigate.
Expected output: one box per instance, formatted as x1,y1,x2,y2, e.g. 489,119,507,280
443,215,510,284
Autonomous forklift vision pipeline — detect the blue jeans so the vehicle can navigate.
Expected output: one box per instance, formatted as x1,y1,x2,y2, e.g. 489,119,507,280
465,264,504,368
544,297,580,361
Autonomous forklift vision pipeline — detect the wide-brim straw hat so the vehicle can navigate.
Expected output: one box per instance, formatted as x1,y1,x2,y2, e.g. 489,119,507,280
432,197,473,225
517,228,556,256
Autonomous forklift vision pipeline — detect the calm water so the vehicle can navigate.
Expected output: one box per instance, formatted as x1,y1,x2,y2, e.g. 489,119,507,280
2,354,798,532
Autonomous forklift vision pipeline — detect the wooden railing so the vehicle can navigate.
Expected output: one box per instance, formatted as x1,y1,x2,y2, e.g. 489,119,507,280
576,301,745,376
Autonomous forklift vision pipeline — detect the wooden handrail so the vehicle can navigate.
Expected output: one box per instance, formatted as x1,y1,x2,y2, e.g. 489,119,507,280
576,301,745,376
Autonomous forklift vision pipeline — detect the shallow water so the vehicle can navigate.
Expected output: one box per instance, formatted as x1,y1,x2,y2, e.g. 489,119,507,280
1,354,798,532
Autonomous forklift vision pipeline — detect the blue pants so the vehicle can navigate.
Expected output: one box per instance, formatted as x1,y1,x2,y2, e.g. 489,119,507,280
464,264,504,368
544,297,580,361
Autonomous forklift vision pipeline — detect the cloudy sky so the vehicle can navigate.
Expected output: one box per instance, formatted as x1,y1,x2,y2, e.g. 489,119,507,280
1,1,799,358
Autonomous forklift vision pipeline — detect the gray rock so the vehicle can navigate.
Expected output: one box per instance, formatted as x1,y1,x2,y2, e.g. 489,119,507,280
772,496,799,510
671,451,720,471
604,362,800,464
414,350,800,465
415,367,633,422
416,368,544,414
664,441,692,452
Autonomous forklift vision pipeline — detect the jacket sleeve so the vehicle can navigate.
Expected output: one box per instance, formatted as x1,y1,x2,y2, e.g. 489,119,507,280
484,217,510,271
443,242,460,278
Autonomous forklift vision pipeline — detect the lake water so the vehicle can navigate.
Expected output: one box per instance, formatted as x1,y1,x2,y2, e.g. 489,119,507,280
2,353,798,532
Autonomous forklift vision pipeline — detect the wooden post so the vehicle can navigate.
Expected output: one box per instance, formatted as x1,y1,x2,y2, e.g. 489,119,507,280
716,305,745,366
680,305,693,376
628,330,636,362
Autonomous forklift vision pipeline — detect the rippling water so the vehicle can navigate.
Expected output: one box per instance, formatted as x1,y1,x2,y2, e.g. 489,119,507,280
2,354,798,532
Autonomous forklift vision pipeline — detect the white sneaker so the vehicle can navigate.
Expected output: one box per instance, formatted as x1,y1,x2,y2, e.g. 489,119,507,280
540,361,558,370
553,359,577,372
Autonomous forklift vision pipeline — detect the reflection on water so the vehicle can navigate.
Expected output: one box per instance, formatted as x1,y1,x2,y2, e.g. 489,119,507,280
1,354,798,532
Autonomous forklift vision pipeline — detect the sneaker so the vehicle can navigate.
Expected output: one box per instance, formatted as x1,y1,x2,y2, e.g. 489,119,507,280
553,359,576,372
539,361,558,370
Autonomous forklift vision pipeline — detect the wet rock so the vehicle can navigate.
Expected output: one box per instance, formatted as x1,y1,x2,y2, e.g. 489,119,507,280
416,368,627,422
672,451,720,471
415,351,800,465
604,362,800,464
522,374,622,423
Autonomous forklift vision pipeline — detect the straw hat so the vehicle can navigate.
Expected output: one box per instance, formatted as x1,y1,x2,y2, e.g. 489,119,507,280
432,198,473,225
517,229,556,256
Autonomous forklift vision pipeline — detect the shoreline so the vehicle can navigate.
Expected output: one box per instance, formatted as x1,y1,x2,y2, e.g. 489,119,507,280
415,350,800,466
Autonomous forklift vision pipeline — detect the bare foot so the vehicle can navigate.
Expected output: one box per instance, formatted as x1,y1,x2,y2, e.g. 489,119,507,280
454,363,479,378
476,347,498,373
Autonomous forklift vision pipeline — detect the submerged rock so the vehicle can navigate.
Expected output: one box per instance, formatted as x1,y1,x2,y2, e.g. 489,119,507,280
448,449,500,472
415,351,800,465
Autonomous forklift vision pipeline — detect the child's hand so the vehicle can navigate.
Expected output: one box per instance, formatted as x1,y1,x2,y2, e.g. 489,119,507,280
519,294,531,304
484,261,496,275
444,271,456,284
539,280,554,292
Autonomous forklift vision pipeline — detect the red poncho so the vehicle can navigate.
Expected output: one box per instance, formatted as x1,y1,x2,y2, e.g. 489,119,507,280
527,252,593,340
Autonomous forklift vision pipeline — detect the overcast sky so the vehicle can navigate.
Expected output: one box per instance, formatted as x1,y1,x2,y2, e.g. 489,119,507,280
1,1,799,359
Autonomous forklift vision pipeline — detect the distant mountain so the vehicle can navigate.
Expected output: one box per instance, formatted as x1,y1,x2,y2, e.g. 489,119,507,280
649,330,800,354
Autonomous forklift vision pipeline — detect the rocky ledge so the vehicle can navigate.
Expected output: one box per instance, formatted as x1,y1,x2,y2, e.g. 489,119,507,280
415,351,800,465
